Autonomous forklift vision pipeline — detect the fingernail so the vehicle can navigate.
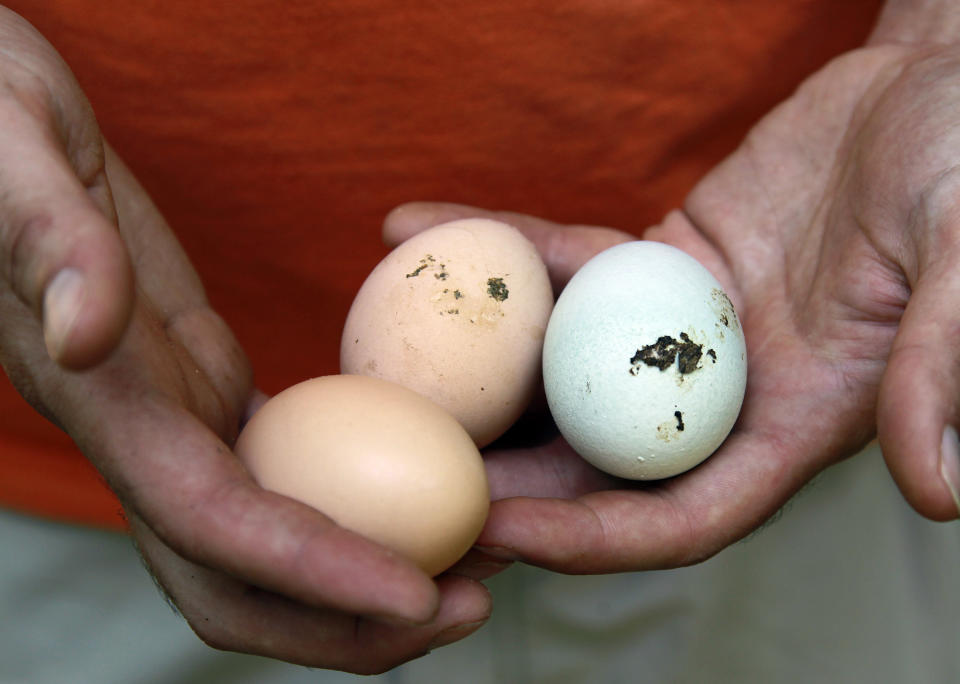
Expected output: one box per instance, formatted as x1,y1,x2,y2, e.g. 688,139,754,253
939,426,960,517
43,269,86,361
427,619,487,651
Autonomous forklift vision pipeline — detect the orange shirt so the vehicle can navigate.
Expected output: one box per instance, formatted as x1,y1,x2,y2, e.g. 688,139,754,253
0,1,882,529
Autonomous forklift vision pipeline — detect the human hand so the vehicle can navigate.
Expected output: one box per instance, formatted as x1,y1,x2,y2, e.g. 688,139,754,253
384,39,960,573
0,10,492,672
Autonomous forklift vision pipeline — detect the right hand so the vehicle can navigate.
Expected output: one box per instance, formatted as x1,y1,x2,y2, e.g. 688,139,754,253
383,33,960,578
0,9,494,673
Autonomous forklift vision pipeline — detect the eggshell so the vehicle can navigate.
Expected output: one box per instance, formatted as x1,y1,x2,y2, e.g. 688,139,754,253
341,218,553,447
234,375,489,576
542,241,747,479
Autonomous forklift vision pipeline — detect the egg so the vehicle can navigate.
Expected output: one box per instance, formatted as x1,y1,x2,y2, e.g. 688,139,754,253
234,375,489,576
542,241,747,479
341,218,554,447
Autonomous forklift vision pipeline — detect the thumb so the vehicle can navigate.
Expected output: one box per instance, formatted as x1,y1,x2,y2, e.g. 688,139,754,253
383,201,634,293
0,117,134,369
877,244,960,521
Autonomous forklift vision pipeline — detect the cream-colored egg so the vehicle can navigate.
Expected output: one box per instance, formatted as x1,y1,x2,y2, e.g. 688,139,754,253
341,218,553,447
234,375,489,577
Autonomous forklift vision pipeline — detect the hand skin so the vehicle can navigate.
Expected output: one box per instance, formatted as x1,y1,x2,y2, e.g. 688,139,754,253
0,9,494,674
384,14,960,574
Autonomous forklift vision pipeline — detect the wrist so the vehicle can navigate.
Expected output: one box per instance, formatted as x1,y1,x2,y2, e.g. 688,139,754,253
868,0,960,45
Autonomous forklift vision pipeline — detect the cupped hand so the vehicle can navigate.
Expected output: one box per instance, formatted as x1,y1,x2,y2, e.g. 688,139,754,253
384,40,960,575
0,10,491,673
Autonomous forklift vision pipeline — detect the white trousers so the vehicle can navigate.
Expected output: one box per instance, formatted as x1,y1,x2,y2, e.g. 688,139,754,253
2,444,957,684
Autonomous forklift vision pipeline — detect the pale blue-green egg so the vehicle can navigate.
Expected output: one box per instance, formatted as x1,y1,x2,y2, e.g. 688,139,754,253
543,241,747,480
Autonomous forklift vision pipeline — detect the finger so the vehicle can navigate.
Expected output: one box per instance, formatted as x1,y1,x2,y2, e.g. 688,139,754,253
476,425,820,572
0,102,133,368
877,243,960,521
384,201,634,292
132,514,491,673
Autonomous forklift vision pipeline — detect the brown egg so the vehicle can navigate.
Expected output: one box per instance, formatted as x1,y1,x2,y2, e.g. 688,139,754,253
340,218,553,447
234,375,489,577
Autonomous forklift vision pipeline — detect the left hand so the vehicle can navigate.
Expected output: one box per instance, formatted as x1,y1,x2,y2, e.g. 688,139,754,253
384,39,960,574
0,12,492,666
